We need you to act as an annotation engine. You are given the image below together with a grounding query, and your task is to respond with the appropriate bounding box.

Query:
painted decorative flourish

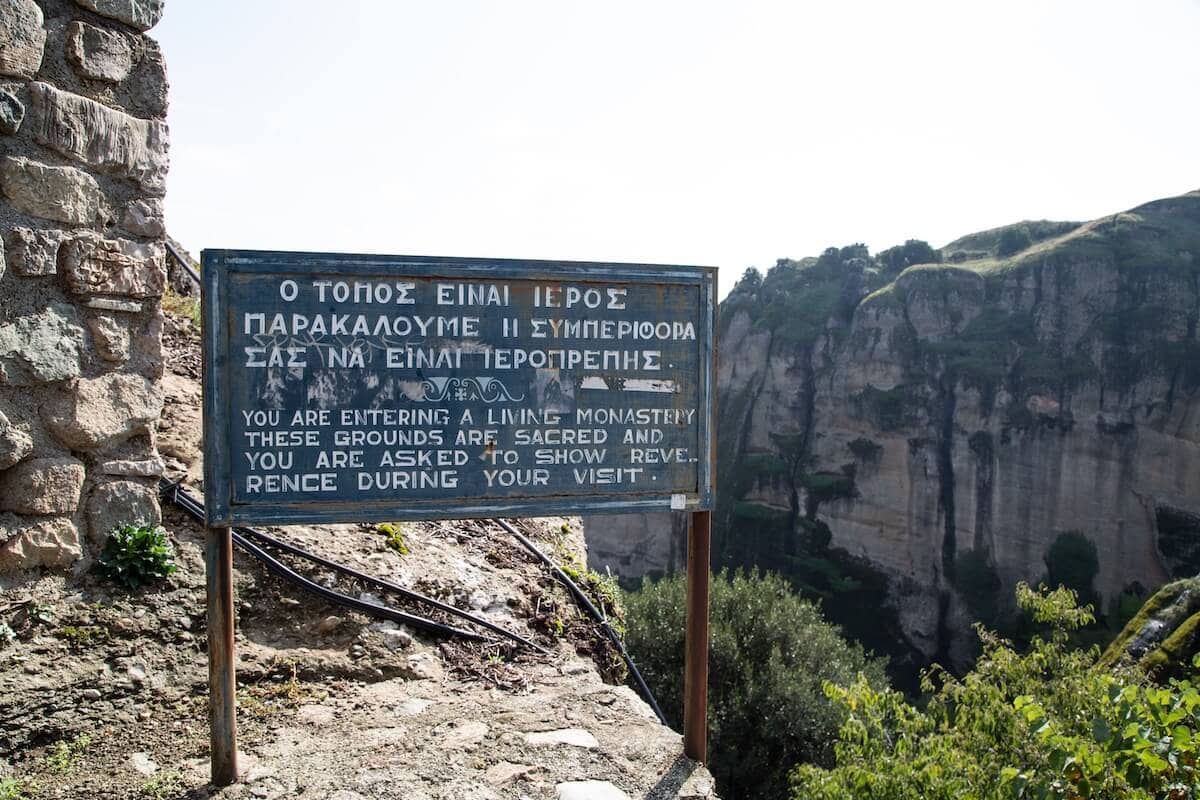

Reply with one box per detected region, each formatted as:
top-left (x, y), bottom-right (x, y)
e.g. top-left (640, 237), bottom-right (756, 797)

top-left (418, 377), bottom-right (525, 403)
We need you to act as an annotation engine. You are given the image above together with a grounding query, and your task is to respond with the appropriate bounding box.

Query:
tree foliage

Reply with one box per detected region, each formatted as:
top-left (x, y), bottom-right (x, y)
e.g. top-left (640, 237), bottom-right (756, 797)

top-left (623, 570), bottom-right (885, 800)
top-left (792, 583), bottom-right (1200, 800)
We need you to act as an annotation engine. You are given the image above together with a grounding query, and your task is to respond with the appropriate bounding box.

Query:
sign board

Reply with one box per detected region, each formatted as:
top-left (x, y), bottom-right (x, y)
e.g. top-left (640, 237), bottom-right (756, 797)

top-left (201, 250), bottom-right (717, 526)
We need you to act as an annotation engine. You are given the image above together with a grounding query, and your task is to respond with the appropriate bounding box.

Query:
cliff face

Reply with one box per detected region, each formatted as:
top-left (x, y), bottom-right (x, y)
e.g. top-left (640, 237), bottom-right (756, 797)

top-left (588, 191), bottom-right (1200, 671)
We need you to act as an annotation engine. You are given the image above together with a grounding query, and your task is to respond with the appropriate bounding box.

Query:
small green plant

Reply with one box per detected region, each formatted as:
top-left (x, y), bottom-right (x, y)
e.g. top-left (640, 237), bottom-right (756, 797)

top-left (56, 625), bottom-right (104, 650)
top-left (45, 733), bottom-right (92, 773)
top-left (0, 777), bottom-right (29, 800)
top-left (376, 522), bottom-right (409, 555)
top-left (0, 623), bottom-right (15, 648)
top-left (96, 523), bottom-right (178, 589)
top-left (141, 770), bottom-right (184, 800)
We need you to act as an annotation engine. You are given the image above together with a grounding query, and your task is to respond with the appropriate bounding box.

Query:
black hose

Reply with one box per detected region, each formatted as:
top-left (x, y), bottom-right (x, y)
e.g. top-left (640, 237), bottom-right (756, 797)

top-left (159, 479), bottom-right (487, 644)
top-left (160, 480), bottom-right (546, 653)
top-left (229, 529), bottom-right (485, 642)
top-left (238, 525), bottom-right (549, 654)
top-left (495, 518), bottom-right (667, 724)
top-left (164, 240), bottom-right (201, 286)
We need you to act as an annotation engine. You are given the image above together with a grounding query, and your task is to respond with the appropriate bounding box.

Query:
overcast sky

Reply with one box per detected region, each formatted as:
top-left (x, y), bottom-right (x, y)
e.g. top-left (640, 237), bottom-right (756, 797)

top-left (155, 1), bottom-right (1200, 298)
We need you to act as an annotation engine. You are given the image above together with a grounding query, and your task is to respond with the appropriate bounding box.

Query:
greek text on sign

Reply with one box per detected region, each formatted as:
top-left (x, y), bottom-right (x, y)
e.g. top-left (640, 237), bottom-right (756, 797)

top-left (201, 251), bottom-right (717, 526)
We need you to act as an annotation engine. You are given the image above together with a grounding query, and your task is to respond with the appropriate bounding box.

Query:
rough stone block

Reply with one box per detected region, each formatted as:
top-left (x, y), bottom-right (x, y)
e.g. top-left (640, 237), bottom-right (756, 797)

top-left (66, 21), bottom-right (135, 83)
top-left (6, 227), bottom-right (64, 276)
top-left (87, 480), bottom-right (161, 545)
top-left (0, 156), bottom-right (108, 225)
top-left (0, 89), bottom-right (25, 135)
top-left (0, 517), bottom-right (82, 572)
top-left (0, 411), bottom-right (34, 470)
top-left (85, 297), bottom-right (143, 313)
top-left (43, 372), bottom-right (163, 450)
top-left (0, 0), bottom-right (46, 79)
top-left (86, 313), bottom-right (130, 362)
top-left (60, 233), bottom-right (166, 298)
top-left (29, 82), bottom-right (169, 194)
top-left (74, 0), bottom-right (165, 32)
top-left (0, 457), bottom-right (86, 515)
top-left (120, 198), bottom-right (164, 238)
top-left (99, 456), bottom-right (163, 477)
top-left (0, 304), bottom-right (84, 385)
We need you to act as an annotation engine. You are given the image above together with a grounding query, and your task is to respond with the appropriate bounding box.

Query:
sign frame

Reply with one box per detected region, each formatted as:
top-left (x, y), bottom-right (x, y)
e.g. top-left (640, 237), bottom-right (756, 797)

top-left (201, 249), bottom-right (718, 527)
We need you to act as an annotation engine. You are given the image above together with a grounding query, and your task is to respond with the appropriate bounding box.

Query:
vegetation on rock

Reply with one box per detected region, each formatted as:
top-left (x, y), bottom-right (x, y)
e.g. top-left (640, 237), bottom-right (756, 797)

top-left (792, 583), bottom-right (1200, 800)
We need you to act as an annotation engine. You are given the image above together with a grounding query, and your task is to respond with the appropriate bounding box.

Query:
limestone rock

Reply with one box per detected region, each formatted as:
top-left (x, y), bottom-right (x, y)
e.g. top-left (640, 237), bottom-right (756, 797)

top-left (524, 728), bottom-right (599, 749)
top-left (0, 423), bottom-right (33, 471)
top-left (43, 372), bottom-right (163, 450)
top-left (6, 227), bottom-right (65, 276)
top-left (0, 304), bottom-right (84, 385)
top-left (28, 82), bottom-right (169, 194)
top-left (485, 762), bottom-right (539, 786)
top-left (87, 480), bottom-right (161, 545)
top-left (0, 88), bottom-right (25, 135)
top-left (85, 297), bottom-right (143, 313)
top-left (87, 313), bottom-right (130, 362)
top-left (99, 456), bottom-right (164, 477)
top-left (120, 198), bottom-right (164, 238)
top-left (0, 457), bottom-right (86, 515)
top-left (65, 21), bottom-right (135, 83)
top-left (74, 0), bottom-right (165, 32)
top-left (60, 233), bottom-right (166, 298)
top-left (0, 0), bottom-right (46, 79)
top-left (556, 782), bottom-right (632, 800)
top-left (0, 156), bottom-right (107, 225)
top-left (0, 517), bottom-right (82, 572)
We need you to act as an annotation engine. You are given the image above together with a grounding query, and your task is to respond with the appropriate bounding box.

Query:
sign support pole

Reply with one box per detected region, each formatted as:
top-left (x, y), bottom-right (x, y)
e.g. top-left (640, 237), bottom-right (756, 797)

top-left (206, 524), bottom-right (238, 785)
top-left (683, 509), bottom-right (711, 763)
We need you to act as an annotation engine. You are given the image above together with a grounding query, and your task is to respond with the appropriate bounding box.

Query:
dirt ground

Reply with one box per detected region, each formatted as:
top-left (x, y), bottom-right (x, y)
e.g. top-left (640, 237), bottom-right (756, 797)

top-left (0, 312), bottom-right (716, 800)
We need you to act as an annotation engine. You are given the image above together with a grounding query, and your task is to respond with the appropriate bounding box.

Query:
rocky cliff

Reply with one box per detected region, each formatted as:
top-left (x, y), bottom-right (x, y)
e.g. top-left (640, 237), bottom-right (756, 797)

top-left (588, 191), bottom-right (1200, 674)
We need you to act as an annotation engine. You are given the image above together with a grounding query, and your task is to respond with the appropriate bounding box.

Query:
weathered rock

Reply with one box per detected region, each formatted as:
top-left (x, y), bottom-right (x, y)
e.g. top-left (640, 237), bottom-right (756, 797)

top-left (87, 480), bottom-right (161, 545)
top-left (127, 751), bottom-right (158, 776)
top-left (85, 297), bottom-right (143, 313)
top-left (60, 233), bottom-right (166, 298)
top-left (524, 728), bottom-right (600, 749)
top-left (127, 38), bottom-right (167, 117)
top-left (99, 456), bottom-right (164, 477)
top-left (0, 457), bottom-right (86, 515)
top-left (0, 0), bottom-right (46, 79)
top-left (6, 227), bottom-right (64, 276)
top-left (74, 0), bottom-right (165, 32)
top-left (87, 313), bottom-right (130, 362)
top-left (0, 156), bottom-right (107, 225)
top-left (0, 304), bottom-right (84, 384)
top-left (556, 781), bottom-right (632, 800)
top-left (28, 82), bottom-right (169, 194)
top-left (43, 372), bottom-right (163, 450)
top-left (65, 21), bottom-right (135, 83)
top-left (0, 413), bottom-right (34, 470)
top-left (121, 198), bottom-right (164, 238)
top-left (485, 762), bottom-right (539, 786)
top-left (0, 89), bottom-right (25, 135)
top-left (0, 517), bottom-right (82, 572)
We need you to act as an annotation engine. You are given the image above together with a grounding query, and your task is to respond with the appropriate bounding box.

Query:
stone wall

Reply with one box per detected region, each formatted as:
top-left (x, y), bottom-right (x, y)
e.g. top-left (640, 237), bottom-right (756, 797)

top-left (0, 0), bottom-right (168, 575)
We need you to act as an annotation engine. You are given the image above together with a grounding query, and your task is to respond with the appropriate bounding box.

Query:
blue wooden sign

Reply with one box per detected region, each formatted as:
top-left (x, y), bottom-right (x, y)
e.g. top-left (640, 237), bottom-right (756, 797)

top-left (201, 250), bottom-right (717, 526)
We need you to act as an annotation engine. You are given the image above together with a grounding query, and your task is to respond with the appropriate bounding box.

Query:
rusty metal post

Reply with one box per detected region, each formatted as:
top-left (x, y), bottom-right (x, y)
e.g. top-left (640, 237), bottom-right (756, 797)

top-left (206, 524), bottom-right (238, 785)
top-left (683, 510), bottom-right (711, 762)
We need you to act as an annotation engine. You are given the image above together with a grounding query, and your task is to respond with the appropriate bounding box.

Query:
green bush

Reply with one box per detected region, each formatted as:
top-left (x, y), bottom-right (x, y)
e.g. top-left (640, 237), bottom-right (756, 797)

top-left (96, 523), bottom-right (178, 589)
top-left (624, 570), bottom-right (886, 800)
top-left (791, 583), bottom-right (1200, 800)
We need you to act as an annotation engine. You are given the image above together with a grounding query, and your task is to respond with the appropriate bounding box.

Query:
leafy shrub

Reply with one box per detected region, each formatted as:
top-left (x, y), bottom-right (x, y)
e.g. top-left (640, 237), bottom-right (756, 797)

top-left (792, 583), bottom-right (1200, 800)
top-left (997, 225), bottom-right (1034, 256)
top-left (624, 570), bottom-right (886, 800)
top-left (96, 523), bottom-right (178, 589)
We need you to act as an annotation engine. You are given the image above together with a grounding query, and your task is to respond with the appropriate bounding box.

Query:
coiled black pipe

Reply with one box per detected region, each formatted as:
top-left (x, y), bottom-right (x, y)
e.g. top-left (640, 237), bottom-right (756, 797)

top-left (495, 518), bottom-right (667, 724)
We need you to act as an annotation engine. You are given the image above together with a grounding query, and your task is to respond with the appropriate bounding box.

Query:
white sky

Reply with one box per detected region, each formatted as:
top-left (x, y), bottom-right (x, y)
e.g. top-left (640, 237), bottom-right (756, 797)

top-left (155, 1), bottom-right (1200, 298)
